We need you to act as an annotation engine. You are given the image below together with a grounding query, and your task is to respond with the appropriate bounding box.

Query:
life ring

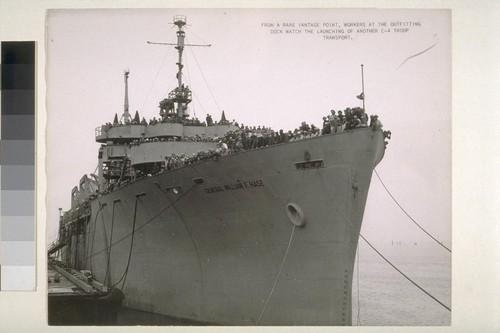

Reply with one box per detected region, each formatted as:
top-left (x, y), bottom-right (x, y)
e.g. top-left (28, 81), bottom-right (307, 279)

top-left (286, 203), bottom-right (306, 227)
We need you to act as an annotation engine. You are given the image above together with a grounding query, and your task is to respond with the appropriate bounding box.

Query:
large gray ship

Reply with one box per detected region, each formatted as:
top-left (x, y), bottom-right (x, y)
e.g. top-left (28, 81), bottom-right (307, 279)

top-left (49, 15), bottom-right (387, 325)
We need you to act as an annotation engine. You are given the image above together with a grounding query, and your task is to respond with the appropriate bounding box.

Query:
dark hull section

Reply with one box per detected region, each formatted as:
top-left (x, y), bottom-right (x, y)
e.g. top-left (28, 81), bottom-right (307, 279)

top-left (61, 129), bottom-right (385, 325)
top-left (48, 288), bottom-right (124, 325)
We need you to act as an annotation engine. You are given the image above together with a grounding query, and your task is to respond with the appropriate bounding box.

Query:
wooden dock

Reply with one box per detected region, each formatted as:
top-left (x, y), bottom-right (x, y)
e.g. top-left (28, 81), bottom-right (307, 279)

top-left (48, 264), bottom-right (123, 325)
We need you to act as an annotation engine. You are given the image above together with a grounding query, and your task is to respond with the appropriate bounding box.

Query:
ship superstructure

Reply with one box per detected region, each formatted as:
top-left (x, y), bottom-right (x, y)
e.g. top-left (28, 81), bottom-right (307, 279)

top-left (49, 15), bottom-right (387, 325)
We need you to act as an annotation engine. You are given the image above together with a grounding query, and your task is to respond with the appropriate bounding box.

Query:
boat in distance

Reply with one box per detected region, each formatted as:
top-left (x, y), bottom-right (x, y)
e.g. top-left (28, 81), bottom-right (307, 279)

top-left (49, 15), bottom-right (388, 325)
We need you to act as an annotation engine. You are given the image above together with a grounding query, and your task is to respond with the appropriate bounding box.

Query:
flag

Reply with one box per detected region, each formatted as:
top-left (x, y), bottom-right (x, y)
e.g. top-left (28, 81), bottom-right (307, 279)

top-left (356, 92), bottom-right (364, 100)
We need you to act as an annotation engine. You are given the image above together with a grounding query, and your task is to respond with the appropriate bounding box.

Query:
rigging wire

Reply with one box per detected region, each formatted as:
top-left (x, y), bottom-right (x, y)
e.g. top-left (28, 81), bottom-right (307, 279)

top-left (139, 46), bottom-right (172, 115)
top-left (48, 230), bottom-right (59, 243)
top-left (182, 36), bottom-right (211, 119)
top-left (190, 90), bottom-right (210, 118)
top-left (181, 49), bottom-right (209, 118)
top-left (188, 46), bottom-right (223, 114)
top-left (185, 26), bottom-right (211, 46)
top-left (316, 169), bottom-right (451, 312)
top-left (374, 169), bottom-right (451, 253)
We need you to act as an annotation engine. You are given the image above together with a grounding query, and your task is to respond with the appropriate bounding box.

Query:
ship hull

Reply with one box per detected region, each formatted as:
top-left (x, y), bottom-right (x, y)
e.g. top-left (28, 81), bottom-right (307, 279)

top-left (62, 129), bottom-right (385, 325)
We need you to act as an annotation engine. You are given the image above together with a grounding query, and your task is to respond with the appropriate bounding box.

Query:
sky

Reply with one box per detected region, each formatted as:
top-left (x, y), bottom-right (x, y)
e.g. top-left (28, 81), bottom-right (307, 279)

top-left (46, 9), bottom-right (451, 249)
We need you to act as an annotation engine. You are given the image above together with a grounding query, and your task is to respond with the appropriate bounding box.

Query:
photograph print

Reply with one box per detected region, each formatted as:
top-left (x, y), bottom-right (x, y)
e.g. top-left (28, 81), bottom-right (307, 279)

top-left (46, 8), bottom-right (451, 326)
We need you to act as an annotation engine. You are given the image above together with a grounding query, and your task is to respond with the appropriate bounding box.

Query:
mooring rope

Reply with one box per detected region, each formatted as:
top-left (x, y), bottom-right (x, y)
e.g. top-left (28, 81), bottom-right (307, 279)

top-left (357, 231), bottom-right (451, 311)
top-left (257, 224), bottom-right (296, 325)
top-left (87, 203), bottom-right (106, 271)
top-left (112, 194), bottom-right (142, 289)
top-left (316, 169), bottom-right (451, 312)
top-left (81, 186), bottom-right (194, 263)
top-left (103, 199), bottom-right (119, 285)
top-left (257, 169), bottom-right (307, 324)
top-left (356, 242), bottom-right (361, 325)
top-left (374, 169), bottom-right (451, 253)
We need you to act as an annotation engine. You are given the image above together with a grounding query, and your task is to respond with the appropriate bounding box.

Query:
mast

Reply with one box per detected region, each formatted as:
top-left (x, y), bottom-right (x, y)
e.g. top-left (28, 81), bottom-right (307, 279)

top-left (174, 16), bottom-right (188, 117)
top-left (361, 64), bottom-right (365, 111)
top-left (121, 69), bottom-right (132, 123)
top-left (148, 16), bottom-right (211, 119)
top-left (174, 16), bottom-right (185, 94)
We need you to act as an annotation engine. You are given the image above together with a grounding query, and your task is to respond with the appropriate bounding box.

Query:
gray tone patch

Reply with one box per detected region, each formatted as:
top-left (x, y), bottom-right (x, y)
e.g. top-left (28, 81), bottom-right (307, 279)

top-left (1, 216), bottom-right (34, 241)
top-left (1, 165), bottom-right (34, 190)
top-left (0, 140), bottom-right (34, 165)
top-left (0, 90), bottom-right (34, 115)
top-left (1, 115), bottom-right (34, 140)
top-left (1, 241), bottom-right (35, 266)
top-left (1, 190), bottom-right (34, 216)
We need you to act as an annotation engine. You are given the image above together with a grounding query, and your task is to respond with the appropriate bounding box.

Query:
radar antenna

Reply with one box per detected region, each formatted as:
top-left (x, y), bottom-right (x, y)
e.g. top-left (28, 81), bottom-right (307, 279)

top-left (147, 15), bottom-right (211, 118)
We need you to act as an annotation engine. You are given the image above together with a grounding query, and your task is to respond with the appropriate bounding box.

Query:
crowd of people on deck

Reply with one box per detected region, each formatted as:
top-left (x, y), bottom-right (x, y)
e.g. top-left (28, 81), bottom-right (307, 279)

top-left (101, 110), bottom-right (238, 131)
top-left (102, 106), bottom-right (387, 139)
top-left (100, 107), bottom-right (390, 194)
top-left (319, 106), bottom-right (385, 134)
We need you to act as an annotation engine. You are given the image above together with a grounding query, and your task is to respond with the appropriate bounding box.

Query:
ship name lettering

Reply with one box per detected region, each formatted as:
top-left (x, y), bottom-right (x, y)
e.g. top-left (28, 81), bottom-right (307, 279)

top-left (249, 180), bottom-right (264, 187)
top-left (224, 182), bottom-right (245, 191)
top-left (204, 186), bottom-right (225, 193)
top-left (204, 180), bottom-right (265, 194)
